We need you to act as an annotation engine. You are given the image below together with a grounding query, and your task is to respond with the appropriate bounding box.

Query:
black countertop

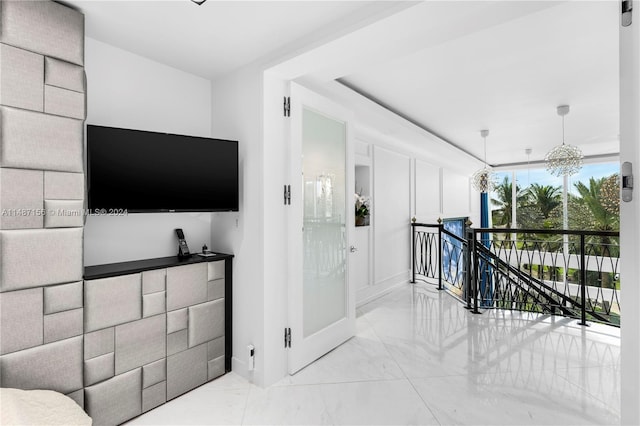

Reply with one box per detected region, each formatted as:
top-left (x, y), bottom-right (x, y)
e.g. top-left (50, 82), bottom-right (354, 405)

top-left (84, 252), bottom-right (234, 280)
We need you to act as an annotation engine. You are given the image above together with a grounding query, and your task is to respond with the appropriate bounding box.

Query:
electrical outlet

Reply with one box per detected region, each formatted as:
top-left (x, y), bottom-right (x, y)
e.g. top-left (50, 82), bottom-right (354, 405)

top-left (247, 344), bottom-right (255, 371)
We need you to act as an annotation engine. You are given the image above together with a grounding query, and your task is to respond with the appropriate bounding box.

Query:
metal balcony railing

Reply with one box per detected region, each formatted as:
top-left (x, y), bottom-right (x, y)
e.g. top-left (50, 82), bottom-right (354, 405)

top-left (411, 223), bottom-right (620, 326)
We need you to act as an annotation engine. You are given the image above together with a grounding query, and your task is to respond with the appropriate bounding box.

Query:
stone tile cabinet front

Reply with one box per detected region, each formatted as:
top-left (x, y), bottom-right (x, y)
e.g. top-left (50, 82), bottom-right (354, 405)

top-left (83, 257), bottom-right (230, 425)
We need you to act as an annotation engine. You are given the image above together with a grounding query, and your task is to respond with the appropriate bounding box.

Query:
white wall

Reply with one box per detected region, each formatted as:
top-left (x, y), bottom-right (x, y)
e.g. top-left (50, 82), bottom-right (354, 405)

top-left (83, 37), bottom-right (213, 265)
top-left (373, 146), bottom-right (412, 288)
top-left (261, 71), bottom-right (291, 386)
top-left (442, 168), bottom-right (472, 219)
top-left (415, 159), bottom-right (441, 221)
top-left (620, 7), bottom-right (640, 424)
top-left (209, 66), bottom-right (269, 385)
top-left (84, 38), bottom-right (211, 136)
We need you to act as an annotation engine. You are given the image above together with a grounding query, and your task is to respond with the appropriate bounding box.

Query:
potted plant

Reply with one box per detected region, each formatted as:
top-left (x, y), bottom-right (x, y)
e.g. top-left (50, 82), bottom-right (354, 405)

top-left (355, 193), bottom-right (370, 226)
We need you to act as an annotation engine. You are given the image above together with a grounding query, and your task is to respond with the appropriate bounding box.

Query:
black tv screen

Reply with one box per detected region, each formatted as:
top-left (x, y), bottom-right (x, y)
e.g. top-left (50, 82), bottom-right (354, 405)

top-left (87, 125), bottom-right (239, 213)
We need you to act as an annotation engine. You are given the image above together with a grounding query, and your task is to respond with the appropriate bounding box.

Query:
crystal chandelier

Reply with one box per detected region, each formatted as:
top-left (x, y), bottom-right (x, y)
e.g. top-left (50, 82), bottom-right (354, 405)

top-left (544, 105), bottom-right (583, 177)
top-left (472, 129), bottom-right (496, 193)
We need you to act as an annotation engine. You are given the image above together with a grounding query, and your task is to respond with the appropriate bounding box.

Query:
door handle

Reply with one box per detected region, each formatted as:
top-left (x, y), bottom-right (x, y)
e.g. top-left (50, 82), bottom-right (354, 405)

top-left (350, 246), bottom-right (358, 253)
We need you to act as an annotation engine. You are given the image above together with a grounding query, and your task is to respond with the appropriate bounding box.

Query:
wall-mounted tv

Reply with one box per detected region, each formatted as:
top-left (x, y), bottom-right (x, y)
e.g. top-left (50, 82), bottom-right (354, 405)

top-left (87, 125), bottom-right (239, 213)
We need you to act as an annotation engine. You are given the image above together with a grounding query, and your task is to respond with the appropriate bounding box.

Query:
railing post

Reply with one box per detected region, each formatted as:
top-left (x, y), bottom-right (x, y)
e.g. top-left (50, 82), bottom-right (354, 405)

top-left (438, 224), bottom-right (443, 291)
top-left (472, 230), bottom-right (480, 314)
top-left (411, 223), bottom-right (416, 284)
top-left (578, 233), bottom-right (589, 326)
top-left (464, 229), bottom-right (472, 310)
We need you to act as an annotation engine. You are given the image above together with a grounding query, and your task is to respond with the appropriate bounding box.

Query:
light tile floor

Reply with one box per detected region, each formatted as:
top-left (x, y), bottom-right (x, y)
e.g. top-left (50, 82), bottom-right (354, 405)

top-left (128, 283), bottom-right (620, 425)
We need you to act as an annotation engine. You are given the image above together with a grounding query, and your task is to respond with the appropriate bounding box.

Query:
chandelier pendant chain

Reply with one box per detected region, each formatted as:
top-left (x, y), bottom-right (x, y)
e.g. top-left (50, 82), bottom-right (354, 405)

top-left (544, 105), bottom-right (583, 177)
top-left (484, 134), bottom-right (488, 165)
top-left (472, 129), bottom-right (496, 193)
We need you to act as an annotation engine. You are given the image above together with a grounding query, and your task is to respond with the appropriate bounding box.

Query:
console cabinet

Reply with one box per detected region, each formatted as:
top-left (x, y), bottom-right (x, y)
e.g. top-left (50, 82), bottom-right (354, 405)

top-left (82, 254), bottom-right (232, 425)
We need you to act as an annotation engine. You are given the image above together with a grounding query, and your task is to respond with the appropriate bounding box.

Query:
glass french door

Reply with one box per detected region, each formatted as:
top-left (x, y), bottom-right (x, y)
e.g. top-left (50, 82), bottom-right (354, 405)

top-left (288, 83), bottom-right (355, 374)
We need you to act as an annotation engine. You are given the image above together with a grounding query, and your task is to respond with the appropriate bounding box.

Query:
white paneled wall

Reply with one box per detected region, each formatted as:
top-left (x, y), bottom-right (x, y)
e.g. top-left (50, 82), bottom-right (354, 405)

top-left (415, 159), bottom-right (441, 222)
top-left (442, 168), bottom-right (471, 218)
top-left (373, 147), bottom-right (412, 289)
top-left (355, 141), bottom-right (479, 306)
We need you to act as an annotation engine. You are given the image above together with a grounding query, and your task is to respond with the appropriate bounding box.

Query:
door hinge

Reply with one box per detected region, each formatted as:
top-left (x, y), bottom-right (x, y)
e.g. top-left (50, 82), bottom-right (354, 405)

top-left (283, 184), bottom-right (291, 205)
top-left (284, 327), bottom-right (291, 348)
top-left (622, 0), bottom-right (633, 26)
top-left (283, 96), bottom-right (291, 117)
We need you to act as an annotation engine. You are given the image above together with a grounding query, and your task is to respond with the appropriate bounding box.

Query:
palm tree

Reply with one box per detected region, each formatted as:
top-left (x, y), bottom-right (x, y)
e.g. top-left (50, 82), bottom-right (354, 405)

top-left (572, 177), bottom-right (619, 232)
top-left (600, 174), bottom-right (620, 216)
top-left (529, 184), bottom-right (562, 219)
top-left (570, 176), bottom-right (620, 288)
top-left (519, 183), bottom-right (563, 257)
top-left (491, 177), bottom-right (529, 228)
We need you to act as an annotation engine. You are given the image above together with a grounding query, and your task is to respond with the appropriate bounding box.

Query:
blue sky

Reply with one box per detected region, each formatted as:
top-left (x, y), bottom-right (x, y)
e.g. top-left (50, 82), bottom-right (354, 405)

top-left (495, 162), bottom-right (618, 196)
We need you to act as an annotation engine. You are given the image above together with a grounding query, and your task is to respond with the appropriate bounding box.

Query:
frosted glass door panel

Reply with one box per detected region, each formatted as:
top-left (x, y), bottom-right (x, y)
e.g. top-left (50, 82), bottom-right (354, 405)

top-left (302, 108), bottom-right (346, 338)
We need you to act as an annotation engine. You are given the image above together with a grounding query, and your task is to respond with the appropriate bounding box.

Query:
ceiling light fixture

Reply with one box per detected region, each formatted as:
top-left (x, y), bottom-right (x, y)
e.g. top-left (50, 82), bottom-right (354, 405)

top-left (472, 129), bottom-right (496, 193)
top-left (544, 105), bottom-right (583, 177)
top-left (191, 0), bottom-right (207, 5)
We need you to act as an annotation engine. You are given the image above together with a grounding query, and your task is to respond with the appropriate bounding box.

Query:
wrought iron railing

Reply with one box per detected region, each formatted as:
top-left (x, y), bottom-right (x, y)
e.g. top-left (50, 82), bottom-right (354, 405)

top-left (411, 223), bottom-right (620, 326)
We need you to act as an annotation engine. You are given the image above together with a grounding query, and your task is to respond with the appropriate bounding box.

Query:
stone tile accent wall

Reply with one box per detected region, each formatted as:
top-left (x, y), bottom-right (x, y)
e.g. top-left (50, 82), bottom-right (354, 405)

top-left (0, 0), bottom-right (86, 408)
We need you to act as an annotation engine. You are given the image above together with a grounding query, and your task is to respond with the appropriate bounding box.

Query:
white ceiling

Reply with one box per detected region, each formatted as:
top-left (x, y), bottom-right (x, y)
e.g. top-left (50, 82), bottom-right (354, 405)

top-left (64, 0), bottom-right (403, 79)
top-left (338, 1), bottom-right (620, 166)
top-left (64, 0), bottom-right (620, 166)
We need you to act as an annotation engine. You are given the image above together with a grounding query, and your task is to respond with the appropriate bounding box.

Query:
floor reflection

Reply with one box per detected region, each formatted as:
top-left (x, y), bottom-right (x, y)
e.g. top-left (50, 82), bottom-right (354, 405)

top-left (405, 284), bottom-right (620, 418)
top-left (130, 283), bottom-right (620, 425)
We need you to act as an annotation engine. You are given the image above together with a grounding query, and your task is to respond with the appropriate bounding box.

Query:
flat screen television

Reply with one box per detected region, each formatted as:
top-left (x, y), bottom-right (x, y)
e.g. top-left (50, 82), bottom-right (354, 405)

top-left (87, 125), bottom-right (239, 213)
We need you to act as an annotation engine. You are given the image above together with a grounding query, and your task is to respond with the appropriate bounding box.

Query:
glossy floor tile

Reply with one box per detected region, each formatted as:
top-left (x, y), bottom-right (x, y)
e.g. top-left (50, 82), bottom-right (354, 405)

top-left (243, 383), bottom-right (332, 425)
top-left (127, 283), bottom-right (620, 425)
top-left (275, 320), bottom-right (405, 386)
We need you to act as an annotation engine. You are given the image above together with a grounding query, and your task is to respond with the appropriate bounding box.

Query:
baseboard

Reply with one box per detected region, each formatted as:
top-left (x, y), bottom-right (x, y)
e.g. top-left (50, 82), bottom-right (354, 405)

top-left (231, 357), bottom-right (249, 378)
top-left (375, 270), bottom-right (410, 288)
top-left (231, 356), bottom-right (265, 387)
top-left (356, 270), bottom-right (410, 308)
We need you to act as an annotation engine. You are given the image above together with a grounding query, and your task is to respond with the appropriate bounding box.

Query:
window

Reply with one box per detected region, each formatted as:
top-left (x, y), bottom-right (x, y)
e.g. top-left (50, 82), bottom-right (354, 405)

top-left (488, 162), bottom-right (620, 325)
top-left (567, 162), bottom-right (620, 232)
top-left (490, 171), bottom-right (514, 228)
top-left (491, 162), bottom-right (620, 232)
